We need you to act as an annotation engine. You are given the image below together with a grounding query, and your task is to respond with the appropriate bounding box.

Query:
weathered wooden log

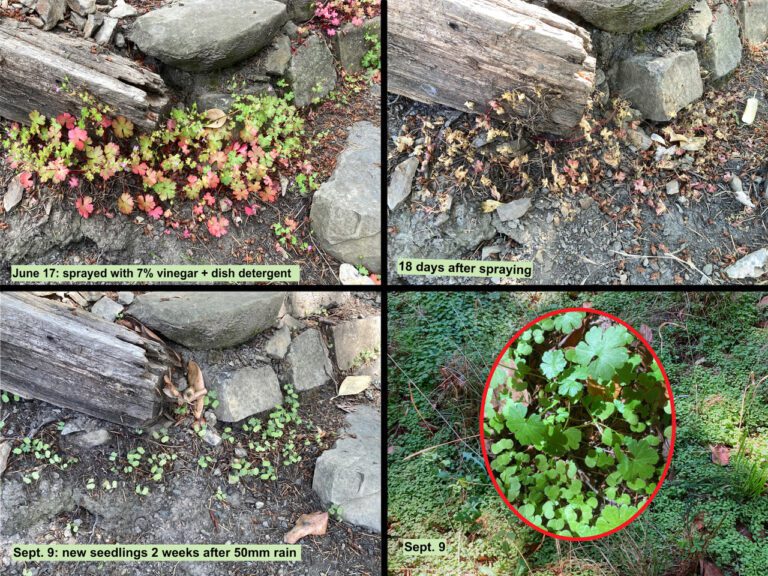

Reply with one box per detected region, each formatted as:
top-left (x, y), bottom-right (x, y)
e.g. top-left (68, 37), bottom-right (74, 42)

top-left (0, 292), bottom-right (169, 427)
top-left (0, 20), bottom-right (169, 131)
top-left (388, 0), bottom-right (597, 135)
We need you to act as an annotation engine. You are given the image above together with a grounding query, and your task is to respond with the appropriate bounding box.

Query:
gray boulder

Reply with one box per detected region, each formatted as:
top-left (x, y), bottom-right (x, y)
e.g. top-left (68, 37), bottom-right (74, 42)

top-left (332, 16), bottom-right (380, 74)
top-left (616, 51), bottom-right (703, 121)
top-left (313, 405), bottom-right (381, 532)
top-left (0, 474), bottom-right (77, 535)
top-left (332, 316), bottom-right (381, 371)
top-left (128, 292), bottom-right (285, 349)
top-left (287, 329), bottom-right (333, 391)
top-left (129, 0), bottom-right (288, 72)
top-left (310, 122), bottom-right (381, 272)
top-left (288, 292), bottom-right (351, 318)
top-left (287, 33), bottom-right (337, 106)
top-left (211, 366), bottom-right (284, 422)
top-left (702, 5), bottom-right (742, 79)
top-left (549, 0), bottom-right (692, 32)
top-left (737, 0), bottom-right (768, 44)
top-left (387, 194), bottom-right (496, 278)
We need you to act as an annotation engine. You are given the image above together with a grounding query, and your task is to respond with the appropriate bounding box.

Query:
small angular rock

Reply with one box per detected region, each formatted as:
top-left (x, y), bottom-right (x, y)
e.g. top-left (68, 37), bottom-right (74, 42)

top-left (212, 366), bottom-right (284, 422)
top-left (287, 329), bottom-right (332, 391)
top-left (94, 16), bottom-right (118, 45)
top-left (108, 0), bottom-right (137, 18)
top-left (725, 248), bottom-right (768, 279)
top-left (265, 325), bottom-right (291, 359)
top-left (388, 157), bottom-right (418, 211)
top-left (496, 198), bottom-right (532, 222)
top-left (91, 296), bottom-right (123, 321)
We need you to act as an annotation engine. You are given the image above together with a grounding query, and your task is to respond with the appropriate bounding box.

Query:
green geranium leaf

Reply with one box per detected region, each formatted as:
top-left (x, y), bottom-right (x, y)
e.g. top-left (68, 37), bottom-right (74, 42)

top-left (541, 349), bottom-right (567, 379)
top-left (566, 325), bottom-right (631, 381)
top-left (553, 312), bottom-right (585, 333)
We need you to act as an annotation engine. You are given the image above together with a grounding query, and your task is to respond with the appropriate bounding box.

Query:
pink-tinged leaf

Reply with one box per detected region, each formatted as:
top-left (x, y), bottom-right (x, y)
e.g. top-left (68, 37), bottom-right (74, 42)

top-left (183, 228), bottom-right (191, 239)
top-left (203, 192), bottom-right (216, 206)
top-left (75, 196), bottom-right (94, 219)
top-left (207, 215), bottom-right (229, 238)
top-left (148, 206), bottom-right (164, 220)
top-left (710, 444), bottom-right (730, 466)
top-left (132, 162), bottom-right (148, 176)
top-left (19, 172), bottom-right (34, 190)
top-left (193, 204), bottom-right (204, 216)
top-left (137, 194), bottom-right (156, 213)
top-left (68, 127), bottom-right (88, 151)
top-left (56, 113), bottom-right (76, 130)
top-left (68, 176), bottom-right (80, 188)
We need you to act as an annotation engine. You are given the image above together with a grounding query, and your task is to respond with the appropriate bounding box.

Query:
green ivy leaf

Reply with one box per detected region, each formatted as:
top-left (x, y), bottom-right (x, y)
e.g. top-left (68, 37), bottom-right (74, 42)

top-left (541, 349), bottom-right (567, 379)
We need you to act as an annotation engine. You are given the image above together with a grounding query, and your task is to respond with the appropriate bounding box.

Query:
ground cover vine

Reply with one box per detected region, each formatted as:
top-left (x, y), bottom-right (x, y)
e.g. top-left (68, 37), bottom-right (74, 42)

top-left (483, 310), bottom-right (673, 537)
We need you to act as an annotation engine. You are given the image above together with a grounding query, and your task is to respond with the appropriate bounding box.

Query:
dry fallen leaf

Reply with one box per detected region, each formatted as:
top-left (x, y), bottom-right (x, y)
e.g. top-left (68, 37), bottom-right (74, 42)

top-left (0, 442), bottom-right (11, 479)
top-left (338, 376), bottom-right (372, 396)
top-left (283, 512), bottom-right (329, 544)
top-left (710, 444), bottom-right (730, 466)
top-left (185, 361), bottom-right (207, 420)
top-left (3, 175), bottom-right (24, 213)
top-left (700, 559), bottom-right (724, 576)
top-left (204, 108), bottom-right (227, 130)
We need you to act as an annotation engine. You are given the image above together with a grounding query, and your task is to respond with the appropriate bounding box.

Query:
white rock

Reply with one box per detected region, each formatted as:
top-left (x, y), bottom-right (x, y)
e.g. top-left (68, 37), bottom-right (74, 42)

top-left (339, 263), bottom-right (375, 285)
top-left (496, 198), bottom-right (532, 222)
top-left (665, 180), bottom-right (680, 195)
top-left (725, 248), bottom-right (768, 279)
top-left (109, 0), bottom-right (137, 17)
top-left (387, 157), bottom-right (418, 211)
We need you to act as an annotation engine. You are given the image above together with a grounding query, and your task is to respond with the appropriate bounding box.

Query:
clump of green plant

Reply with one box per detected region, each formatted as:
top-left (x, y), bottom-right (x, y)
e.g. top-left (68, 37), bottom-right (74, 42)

top-left (2, 90), bottom-right (308, 240)
top-left (13, 436), bottom-right (78, 484)
top-left (361, 30), bottom-right (381, 70)
top-left (1, 390), bottom-right (20, 403)
top-left (272, 217), bottom-right (310, 252)
top-left (732, 434), bottom-right (768, 499)
top-left (328, 503), bottom-right (344, 521)
top-left (228, 385), bottom-right (303, 483)
top-left (484, 311), bottom-right (672, 537)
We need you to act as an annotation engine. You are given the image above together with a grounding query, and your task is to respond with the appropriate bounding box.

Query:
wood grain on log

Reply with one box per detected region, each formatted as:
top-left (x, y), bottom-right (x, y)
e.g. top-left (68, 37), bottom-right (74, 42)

top-left (0, 20), bottom-right (168, 131)
top-left (388, 0), bottom-right (596, 135)
top-left (0, 292), bottom-right (169, 427)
